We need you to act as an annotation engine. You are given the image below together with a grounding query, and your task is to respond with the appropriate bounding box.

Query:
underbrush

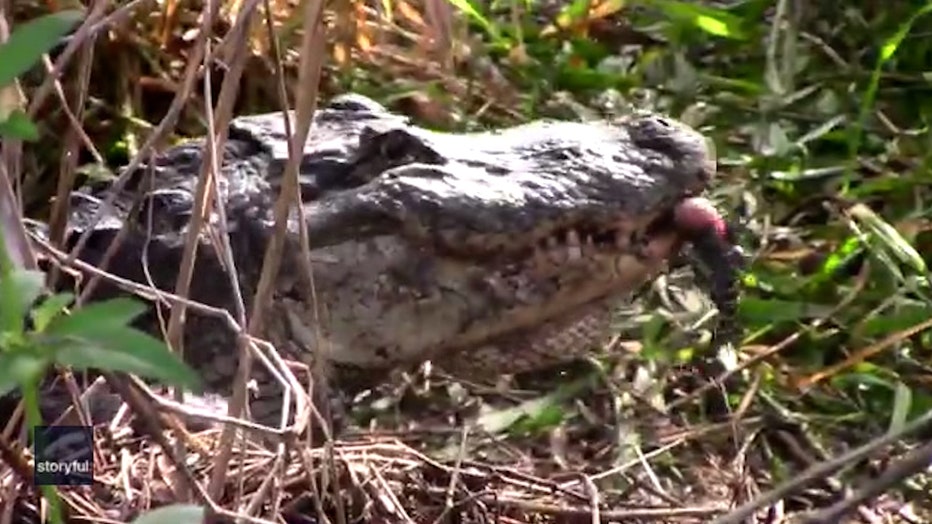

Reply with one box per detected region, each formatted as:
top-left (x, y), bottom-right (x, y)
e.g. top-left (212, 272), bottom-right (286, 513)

top-left (2, 1), bottom-right (932, 523)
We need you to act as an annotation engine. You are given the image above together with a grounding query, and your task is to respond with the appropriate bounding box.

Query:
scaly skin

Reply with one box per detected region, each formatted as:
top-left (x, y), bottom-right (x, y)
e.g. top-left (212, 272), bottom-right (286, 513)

top-left (23, 94), bottom-right (742, 426)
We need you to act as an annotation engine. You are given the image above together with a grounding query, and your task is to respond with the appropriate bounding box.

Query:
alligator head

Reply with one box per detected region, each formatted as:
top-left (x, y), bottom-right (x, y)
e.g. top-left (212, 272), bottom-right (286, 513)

top-left (39, 94), bottom-right (742, 425)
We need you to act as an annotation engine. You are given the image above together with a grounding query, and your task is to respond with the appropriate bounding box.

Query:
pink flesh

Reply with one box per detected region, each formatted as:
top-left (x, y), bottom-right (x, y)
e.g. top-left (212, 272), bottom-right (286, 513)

top-left (672, 197), bottom-right (728, 240)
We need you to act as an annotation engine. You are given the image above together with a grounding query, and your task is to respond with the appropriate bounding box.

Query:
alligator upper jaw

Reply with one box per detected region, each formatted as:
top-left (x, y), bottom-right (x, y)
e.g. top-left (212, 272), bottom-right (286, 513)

top-left (467, 194), bottom-right (688, 271)
top-left (296, 108), bottom-right (718, 257)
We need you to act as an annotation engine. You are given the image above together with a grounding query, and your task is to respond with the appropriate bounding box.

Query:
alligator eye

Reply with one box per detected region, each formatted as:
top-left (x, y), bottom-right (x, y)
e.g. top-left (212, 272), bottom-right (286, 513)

top-left (359, 126), bottom-right (379, 142)
top-left (379, 129), bottom-right (417, 160)
top-left (137, 189), bottom-right (193, 231)
top-left (357, 128), bottom-right (422, 163)
top-left (327, 93), bottom-right (386, 113)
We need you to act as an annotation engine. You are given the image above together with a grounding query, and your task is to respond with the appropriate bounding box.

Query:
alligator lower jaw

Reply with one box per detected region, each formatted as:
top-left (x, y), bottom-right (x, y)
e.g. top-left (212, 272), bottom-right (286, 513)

top-left (426, 238), bottom-right (684, 381)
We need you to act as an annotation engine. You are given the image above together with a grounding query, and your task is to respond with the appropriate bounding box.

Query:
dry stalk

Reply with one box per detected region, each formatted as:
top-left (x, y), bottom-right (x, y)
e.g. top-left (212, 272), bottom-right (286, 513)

top-left (45, 2), bottom-right (103, 306)
top-left (26, 2), bottom-right (118, 118)
top-left (199, 0), bottom-right (305, 511)
top-left (423, 0), bottom-right (454, 64)
top-left (432, 425), bottom-right (471, 524)
top-left (0, 154), bottom-right (36, 271)
top-left (161, 0), bottom-right (222, 406)
top-left (480, 495), bottom-right (725, 521)
top-left (88, 0), bottom-right (218, 505)
top-left (367, 459), bottom-right (415, 523)
top-left (798, 438), bottom-right (932, 523)
top-left (103, 372), bottom-right (226, 517)
top-left (59, 0), bottom-right (212, 283)
top-left (195, 0), bottom-right (258, 505)
top-left (712, 408), bottom-right (932, 524)
top-left (260, 3), bottom-right (343, 520)
top-left (0, 10), bottom-right (38, 272)
top-left (227, 1), bottom-right (335, 522)
top-left (46, 24), bottom-right (100, 248)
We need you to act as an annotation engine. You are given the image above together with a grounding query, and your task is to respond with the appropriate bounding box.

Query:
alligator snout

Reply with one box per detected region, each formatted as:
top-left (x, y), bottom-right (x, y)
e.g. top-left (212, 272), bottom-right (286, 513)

top-left (625, 113), bottom-right (717, 190)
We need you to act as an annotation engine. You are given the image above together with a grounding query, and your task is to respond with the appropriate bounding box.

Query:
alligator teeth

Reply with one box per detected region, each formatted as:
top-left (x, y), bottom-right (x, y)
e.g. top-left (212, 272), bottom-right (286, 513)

top-left (615, 230), bottom-right (630, 249)
top-left (565, 230), bottom-right (582, 260)
top-left (565, 230), bottom-right (581, 246)
top-left (538, 235), bottom-right (564, 264)
top-left (532, 245), bottom-right (560, 272)
top-left (584, 234), bottom-right (600, 256)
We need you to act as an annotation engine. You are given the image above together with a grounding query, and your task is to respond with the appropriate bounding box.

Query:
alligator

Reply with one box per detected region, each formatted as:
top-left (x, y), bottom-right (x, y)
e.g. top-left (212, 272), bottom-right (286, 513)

top-left (23, 93), bottom-right (744, 427)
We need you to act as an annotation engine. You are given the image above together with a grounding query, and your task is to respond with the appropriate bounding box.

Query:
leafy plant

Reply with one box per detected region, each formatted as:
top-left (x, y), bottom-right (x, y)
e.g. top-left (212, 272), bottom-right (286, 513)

top-left (0, 9), bottom-right (84, 140)
top-left (0, 9), bottom-right (203, 524)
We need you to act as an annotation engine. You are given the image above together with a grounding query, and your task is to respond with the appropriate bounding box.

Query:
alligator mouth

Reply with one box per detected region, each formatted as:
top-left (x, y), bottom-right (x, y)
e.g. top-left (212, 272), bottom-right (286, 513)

top-left (510, 195), bottom-right (743, 349)
top-left (516, 190), bottom-right (736, 265)
top-left (466, 200), bottom-right (686, 271)
top-left (527, 214), bottom-right (676, 262)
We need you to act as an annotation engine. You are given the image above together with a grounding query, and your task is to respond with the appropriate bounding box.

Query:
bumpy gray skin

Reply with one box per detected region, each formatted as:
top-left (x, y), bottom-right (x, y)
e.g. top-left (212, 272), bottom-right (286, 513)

top-left (37, 94), bottom-right (735, 426)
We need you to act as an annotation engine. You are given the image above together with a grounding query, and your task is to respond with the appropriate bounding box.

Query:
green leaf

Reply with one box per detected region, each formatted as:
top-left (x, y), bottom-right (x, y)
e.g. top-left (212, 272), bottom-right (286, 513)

top-left (446, 0), bottom-right (501, 43)
top-left (42, 329), bottom-right (202, 392)
top-left (477, 375), bottom-right (595, 434)
top-left (31, 292), bottom-right (74, 332)
top-left (555, 0), bottom-right (622, 28)
top-left (738, 297), bottom-right (829, 324)
top-left (0, 269), bottom-right (45, 335)
top-left (0, 10), bottom-right (85, 87)
top-left (844, 3), bottom-right (932, 189)
top-left (509, 403), bottom-right (565, 436)
top-left (849, 203), bottom-right (928, 275)
top-left (833, 371), bottom-right (895, 392)
top-left (653, 0), bottom-right (748, 40)
top-left (819, 236), bottom-right (861, 278)
top-left (44, 297), bottom-right (149, 337)
top-left (889, 382), bottom-right (912, 434)
top-left (130, 505), bottom-right (206, 524)
top-left (0, 350), bottom-right (49, 397)
top-left (858, 304), bottom-right (932, 338)
top-left (0, 110), bottom-right (40, 141)
top-left (40, 297), bottom-right (200, 390)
